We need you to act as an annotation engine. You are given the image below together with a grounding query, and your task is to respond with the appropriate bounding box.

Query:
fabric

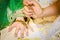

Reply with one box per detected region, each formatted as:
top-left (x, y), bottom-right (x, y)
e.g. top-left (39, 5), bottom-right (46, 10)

top-left (0, 0), bottom-right (9, 30)
top-left (0, 0), bottom-right (24, 30)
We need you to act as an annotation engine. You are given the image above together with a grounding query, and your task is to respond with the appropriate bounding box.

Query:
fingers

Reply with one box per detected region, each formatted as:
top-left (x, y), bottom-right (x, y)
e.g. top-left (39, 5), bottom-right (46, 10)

top-left (32, 0), bottom-right (40, 6)
top-left (25, 29), bottom-right (29, 36)
top-left (23, 10), bottom-right (31, 17)
top-left (15, 27), bottom-right (20, 37)
top-left (23, 0), bottom-right (29, 6)
top-left (32, 14), bottom-right (38, 18)
top-left (23, 7), bottom-right (34, 17)
top-left (23, 0), bottom-right (39, 6)
top-left (23, 0), bottom-right (42, 18)
top-left (24, 6), bottom-right (33, 12)
top-left (20, 29), bottom-right (24, 38)
top-left (23, 0), bottom-right (33, 6)
top-left (8, 23), bottom-right (16, 32)
top-left (15, 23), bottom-right (25, 38)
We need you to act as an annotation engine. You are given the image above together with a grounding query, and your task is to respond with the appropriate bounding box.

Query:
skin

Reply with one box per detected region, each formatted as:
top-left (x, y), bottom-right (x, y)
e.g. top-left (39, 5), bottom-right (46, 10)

top-left (8, 0), bottom-right (60, 39)
top-left (23, 0), bottom-right (60, 18)
top-left (8, 11), bottom-right (33, 39)
top-left (23, 0), bottom-right (42, 18)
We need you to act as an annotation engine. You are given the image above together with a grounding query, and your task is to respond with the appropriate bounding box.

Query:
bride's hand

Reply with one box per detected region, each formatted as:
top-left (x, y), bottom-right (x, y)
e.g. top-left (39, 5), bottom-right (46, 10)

top-left (8, 21), bottom-right (26, 38)
top-left (8, 18), bottom-right (33, 39)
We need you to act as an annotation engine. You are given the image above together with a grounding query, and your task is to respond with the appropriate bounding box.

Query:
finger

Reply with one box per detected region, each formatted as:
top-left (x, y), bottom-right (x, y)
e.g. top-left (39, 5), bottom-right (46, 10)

top-left (20, 29), bottom-right (24, 38)
top-left (32, 6), bottom-right (38, 13)
top-left (23, 7), bottom-right (34, 15)
top-left (23, 10), bottom-right (34, 17)
top-left (23, 0), bottom-right (29, 6)
top-left (24, 6), bottom-right (33, 12)
top-left (15, 27), bottom-right (20, 37)
top-left (31, 0), bottom-right (40, 6)
top-left (8, 23), bottom-right (16, 32)
top-left (19, 24), bottom-right (25, 38)
top-left (25, 29), bottom-right (29, 36)
top-left (31, 14), bottom-right (38, 18)
top-left (23, 0), bottom-right (32, 6)
top-left (23, 10), bottom-right (33, 17)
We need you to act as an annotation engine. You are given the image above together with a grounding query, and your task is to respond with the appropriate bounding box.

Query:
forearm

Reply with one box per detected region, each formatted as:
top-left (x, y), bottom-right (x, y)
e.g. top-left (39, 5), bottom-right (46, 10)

top-left (40, 2), bottom-right (59, 17)
top-left (56, 0), bottom-right (60, 12)
top-left (43, 5), bottom-right (58, 17)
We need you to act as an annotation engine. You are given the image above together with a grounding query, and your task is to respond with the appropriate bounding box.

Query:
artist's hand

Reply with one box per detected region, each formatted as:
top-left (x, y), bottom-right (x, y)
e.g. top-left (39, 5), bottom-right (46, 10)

top-left (23, 0), bottom-right (43, 18)
top-left (23, 6), bottom-right (34, 17)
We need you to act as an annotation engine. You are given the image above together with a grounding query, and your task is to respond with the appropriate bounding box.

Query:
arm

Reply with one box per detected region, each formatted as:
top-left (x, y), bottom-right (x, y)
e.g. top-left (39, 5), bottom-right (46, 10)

top-left (41, 0), bottom-right (60, 17)
top-left (23, 0), bottom-right (60, 18)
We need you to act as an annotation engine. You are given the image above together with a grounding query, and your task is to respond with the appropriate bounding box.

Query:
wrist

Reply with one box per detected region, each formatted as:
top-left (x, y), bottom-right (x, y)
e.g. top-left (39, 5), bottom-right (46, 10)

top-left (16, 17), bottom-right (24, 21)
top-left (15, 17), bottom-right (28, 28)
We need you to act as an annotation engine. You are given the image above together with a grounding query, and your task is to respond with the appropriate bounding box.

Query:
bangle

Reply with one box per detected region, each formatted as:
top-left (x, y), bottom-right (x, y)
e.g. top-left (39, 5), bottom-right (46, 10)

top-left (15, 20), bottom-right (28, 28)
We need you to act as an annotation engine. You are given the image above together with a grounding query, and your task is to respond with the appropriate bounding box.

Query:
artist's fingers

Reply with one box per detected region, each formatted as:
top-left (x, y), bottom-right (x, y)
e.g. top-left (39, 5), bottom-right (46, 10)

top-left (23, 9), bottom-right (33, 17)
top-left (23, 0), bottom-right (40, 6)
top-left (31, 14), bottom-right (38, 18)
top-left (23, 10), bottom-right (33, 17)
top-left (30, 0), bottom-right (40, 6)
top-left (23, 0), bottom-right (33, 6)
top-left (24, 6), bottom-right (33, 13)
top-left (23, 6), bottom-right (33, 15)
top-left (23, 0), bottom-right (29, 6)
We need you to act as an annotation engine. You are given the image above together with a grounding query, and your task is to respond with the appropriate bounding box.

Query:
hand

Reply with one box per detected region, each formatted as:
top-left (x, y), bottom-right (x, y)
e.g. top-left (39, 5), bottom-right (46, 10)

top-left (8, 21), bottom-right (33, 38)
top-left (23, 0), bottom-right (43, 18)
top-left (8, 22), bottom-right (25, 38)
